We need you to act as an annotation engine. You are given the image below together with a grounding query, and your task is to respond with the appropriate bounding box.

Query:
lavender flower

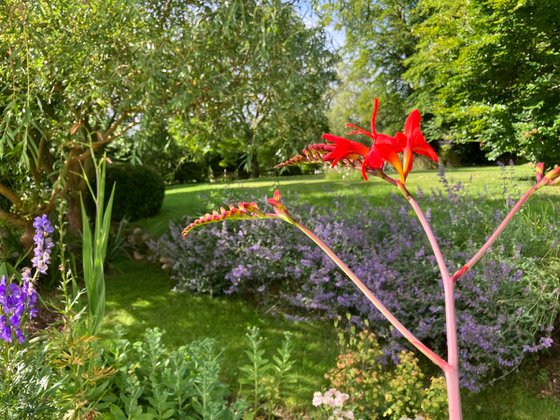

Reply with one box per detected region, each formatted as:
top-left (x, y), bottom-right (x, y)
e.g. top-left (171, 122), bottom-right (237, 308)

top-left (153, 187), bottom-right (560, 392)
top-left (31, 214), bottom-right (54, 275)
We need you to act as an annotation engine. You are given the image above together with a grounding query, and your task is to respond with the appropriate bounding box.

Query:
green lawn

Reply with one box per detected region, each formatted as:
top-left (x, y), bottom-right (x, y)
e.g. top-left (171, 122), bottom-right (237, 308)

top-left (103, 258), bottom-right (339, 408)
top-left (137, 164), bottom-right (560, 237)
top-left (105, 164), bottom-right (560, 417)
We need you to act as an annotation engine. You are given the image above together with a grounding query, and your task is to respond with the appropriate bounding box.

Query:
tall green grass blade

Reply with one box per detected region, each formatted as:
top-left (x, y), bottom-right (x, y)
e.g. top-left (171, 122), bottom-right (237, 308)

top-left (81, 153), bottom-right (115, 334)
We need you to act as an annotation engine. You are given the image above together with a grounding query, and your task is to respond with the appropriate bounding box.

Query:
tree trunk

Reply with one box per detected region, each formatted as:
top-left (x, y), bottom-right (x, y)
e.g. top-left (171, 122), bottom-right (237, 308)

top-left (250, 154), bottom-right (260, 178)
top-left (65, 155), bottom-right (93, 234)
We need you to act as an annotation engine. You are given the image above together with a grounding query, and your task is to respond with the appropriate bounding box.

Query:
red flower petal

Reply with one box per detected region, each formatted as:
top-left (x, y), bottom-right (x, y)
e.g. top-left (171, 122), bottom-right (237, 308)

top-left (413, 143), bottom-right (438, 162)
top-left (400, 109), bottom-right (439, 181)
top-left (376, 143), bottom-right (406, 183)
top-left (361, 146), bottom-right (385, 180)
top-left (322, 134), bottom-right (370, 167)
top-left (371, 98), bottom-right (379, 135)
top-left (404, 109), bottom-right (421, 138)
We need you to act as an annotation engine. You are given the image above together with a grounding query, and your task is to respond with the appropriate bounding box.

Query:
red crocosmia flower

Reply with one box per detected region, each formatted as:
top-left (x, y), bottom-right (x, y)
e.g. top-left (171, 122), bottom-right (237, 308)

top-left (322, 98), bottom-right (397, 180)
top-left (401, 109), bottom-right (438, 181)
top-left (322, 134), bottom-right (370, 167)
top-left (321, 98), bottom-right (438, 183)
top-left (344, 98), bottom-right (380, 141)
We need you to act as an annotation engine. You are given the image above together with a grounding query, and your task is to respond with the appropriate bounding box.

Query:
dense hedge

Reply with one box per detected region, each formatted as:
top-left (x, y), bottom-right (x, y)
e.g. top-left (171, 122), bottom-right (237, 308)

top-left (104, 163), bottom-right (165, 222)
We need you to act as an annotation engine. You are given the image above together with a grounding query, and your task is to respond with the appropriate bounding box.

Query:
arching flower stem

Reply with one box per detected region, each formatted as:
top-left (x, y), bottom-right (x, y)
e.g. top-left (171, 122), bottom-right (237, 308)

top-left (285, 212), bottom-right (448, 371)
top-left (451, 170), bottom-right (559, 282)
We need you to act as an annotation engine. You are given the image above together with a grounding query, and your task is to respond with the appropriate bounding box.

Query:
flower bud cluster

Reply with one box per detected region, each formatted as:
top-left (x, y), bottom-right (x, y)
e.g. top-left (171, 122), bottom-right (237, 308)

top-left (31, 214), bottom-right (55, 274)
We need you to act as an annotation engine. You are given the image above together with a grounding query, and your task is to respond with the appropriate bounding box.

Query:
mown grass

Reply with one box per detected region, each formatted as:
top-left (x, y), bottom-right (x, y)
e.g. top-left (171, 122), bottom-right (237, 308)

top-left (137, 163), bottom-right (560, 237)
top-left (105, 164), bottom-right (560, 417)
top-left (462, 370), bottom-right (560, 420)
top-left (103, 259), bottom-right (338, 407)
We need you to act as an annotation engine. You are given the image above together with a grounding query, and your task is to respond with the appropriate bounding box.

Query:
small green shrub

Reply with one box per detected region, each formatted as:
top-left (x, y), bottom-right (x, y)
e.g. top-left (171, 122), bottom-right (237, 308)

top-left (44, 309), bottom-right (117, 419)
top-left (103, 163), bottom-right (165, 222)
top-left (107, 328), bottom-right (244, 419)
top-left (322, 325), bottom-right (448, 419)
top-left (0, 346), bottom-right (58, 419)
top-left (238, 327), bottom-right (297, 417)
top-left (174, 160), bottom-right (208, 183)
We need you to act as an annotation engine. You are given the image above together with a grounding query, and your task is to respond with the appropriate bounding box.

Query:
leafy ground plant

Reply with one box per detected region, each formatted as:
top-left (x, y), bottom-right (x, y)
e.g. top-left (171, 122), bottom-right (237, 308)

top-left (107, 327), bottom-right (244, 419)
top-left (80, 152), bottom-right (115, 335)
top-left (318, 321), bottom-right (447, 419)
top-left (238, 326), bottom-right (297, 418)
top-left (182, 98), bottom-right (560, 419)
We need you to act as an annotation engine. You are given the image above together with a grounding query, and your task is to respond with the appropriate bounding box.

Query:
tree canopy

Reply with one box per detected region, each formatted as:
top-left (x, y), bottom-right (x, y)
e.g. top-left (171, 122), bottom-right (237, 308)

top-left (407, 0), bottom-right (560, 166)
top-left (0, 0), bottom-right (336, 234)
top-left (319, 0), bottom-right (560, 167)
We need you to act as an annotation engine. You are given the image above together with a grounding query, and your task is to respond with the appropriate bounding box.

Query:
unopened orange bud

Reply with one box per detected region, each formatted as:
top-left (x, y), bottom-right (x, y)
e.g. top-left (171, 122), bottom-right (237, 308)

top-left (536, 162), bottom-right (544, 182)
top-left (545, 166), bottom-right (560, 184)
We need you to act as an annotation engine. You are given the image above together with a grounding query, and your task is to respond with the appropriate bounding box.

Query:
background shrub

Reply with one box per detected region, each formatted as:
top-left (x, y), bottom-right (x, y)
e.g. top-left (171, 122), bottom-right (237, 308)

top-left (103, 163), bottom-right (165, 222)
top-left (174, 160), bottom-right (209, 183)
top-left (149, 173), bottom-right (560, 391)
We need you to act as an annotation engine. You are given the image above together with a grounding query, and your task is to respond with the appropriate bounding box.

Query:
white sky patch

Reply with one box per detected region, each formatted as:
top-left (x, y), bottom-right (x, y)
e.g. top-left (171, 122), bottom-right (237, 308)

top-left (294, 0), bottom-right (346, 50)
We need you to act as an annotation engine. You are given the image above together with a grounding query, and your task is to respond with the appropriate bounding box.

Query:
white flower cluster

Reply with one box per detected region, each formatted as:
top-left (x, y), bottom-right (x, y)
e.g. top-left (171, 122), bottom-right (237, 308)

top-left (312, 388), bottom-right (354, 419)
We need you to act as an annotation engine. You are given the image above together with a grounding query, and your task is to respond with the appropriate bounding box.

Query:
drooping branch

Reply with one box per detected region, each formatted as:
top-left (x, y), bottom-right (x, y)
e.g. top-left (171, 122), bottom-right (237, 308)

top-left (0, 208), bottom-right (27, 227)
top-left (0, 182), bottom-right (21, 207)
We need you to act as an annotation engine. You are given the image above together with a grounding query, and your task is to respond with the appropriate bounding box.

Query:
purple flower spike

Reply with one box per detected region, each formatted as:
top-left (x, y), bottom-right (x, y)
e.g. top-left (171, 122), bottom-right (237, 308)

top-left (15, 328), bottom-right (25, 344)
top-left (0, 276), bottom-right (6, 306)
top-left (0, 270), bottom-right (40, 344)
top-left (32, 214), bottom-right (54, 234)
top-left (1, 329), bottom-right (12, 343)
top-left (31, 214), bottom-right (54, 275)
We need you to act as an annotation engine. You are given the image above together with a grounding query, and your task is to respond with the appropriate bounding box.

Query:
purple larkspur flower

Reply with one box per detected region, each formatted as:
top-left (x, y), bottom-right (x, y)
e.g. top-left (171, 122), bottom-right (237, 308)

top-left (0, 273), bottom-right (39, 344)
top-left (31, 214), bottom-right (54, 275)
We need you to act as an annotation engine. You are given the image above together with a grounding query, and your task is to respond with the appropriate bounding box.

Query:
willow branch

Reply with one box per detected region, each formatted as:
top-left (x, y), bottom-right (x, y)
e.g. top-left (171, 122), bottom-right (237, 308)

top-left (0, 182), bottom-right (21, 207)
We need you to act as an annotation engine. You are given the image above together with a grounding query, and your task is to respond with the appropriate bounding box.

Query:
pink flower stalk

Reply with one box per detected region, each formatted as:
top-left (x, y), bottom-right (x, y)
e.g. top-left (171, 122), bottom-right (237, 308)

top-left (184, 98), bottom-right (560, 420)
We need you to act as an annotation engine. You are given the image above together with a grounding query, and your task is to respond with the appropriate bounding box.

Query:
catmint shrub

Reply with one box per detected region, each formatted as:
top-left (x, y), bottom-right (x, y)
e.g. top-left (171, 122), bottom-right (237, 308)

top-left (150, 187), bottom-right (560, 391)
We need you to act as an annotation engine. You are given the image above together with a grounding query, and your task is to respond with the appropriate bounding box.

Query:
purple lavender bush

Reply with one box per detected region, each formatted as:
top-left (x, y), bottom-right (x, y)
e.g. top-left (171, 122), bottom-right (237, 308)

top-left (149, 181), bottom-right (560, 391)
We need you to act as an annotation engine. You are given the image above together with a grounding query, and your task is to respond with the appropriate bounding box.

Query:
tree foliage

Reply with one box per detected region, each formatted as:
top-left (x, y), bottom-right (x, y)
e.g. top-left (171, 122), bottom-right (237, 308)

top-left (0, 0), bottom-right (336, 235)
top-left (165, 0), bottom-right (337, 178)
top-left (320, 0), bottom-right (560, 166)
top-left (318, 0), bottom-right (419, 135)
top-left (407, 0), bottom-right (560, 166)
